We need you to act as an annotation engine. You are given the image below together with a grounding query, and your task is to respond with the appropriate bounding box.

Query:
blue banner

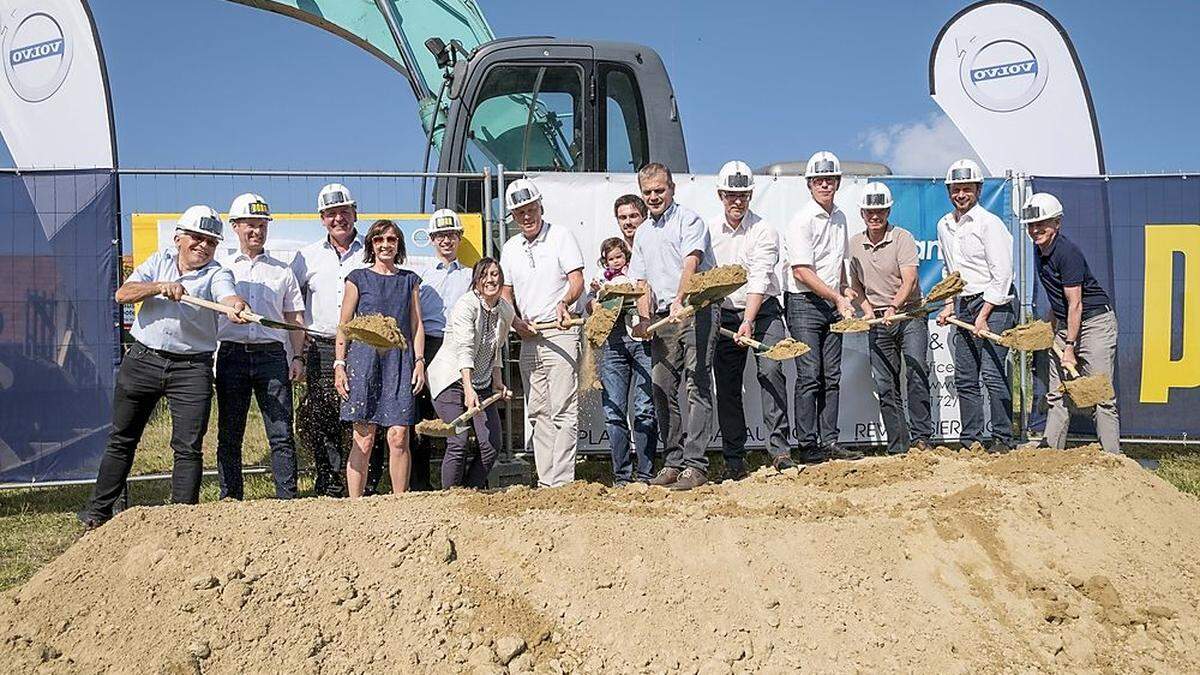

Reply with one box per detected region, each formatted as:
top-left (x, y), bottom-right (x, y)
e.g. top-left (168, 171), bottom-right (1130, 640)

top-left (1031, 175), bottom-right (1200, 437)
top-left (0, 170), bottom-right (119, 483)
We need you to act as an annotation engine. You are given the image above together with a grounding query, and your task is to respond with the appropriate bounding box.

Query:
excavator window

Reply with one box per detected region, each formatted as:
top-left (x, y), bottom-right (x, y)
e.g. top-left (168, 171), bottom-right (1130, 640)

top-left (461, 64), bottom-right (585, 173)
top-left (600, 66), bottom-right (647, 173)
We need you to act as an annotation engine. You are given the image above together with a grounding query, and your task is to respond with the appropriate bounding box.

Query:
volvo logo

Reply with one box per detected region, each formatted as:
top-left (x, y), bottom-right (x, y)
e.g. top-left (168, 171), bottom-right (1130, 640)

top-left (3, 8), bottom-right (73, 103)
top-left (959, 38), bottom-right (1047, 113)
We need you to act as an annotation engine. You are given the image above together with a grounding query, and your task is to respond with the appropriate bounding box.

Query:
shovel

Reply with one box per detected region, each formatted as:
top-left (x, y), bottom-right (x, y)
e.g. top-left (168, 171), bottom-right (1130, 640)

top-left (831, 307), bottom-right (930, 334)
top-left (415, 388), bottom-right (512, 437)
top-left (644, 265), bottom-right (748, 335)
top-left (944, 316), bottom-right (1054, 352)
top-left (584, 295), bottom-right (626, 346)
top-left (527, 316), bottom-right (586, 331)
top-left (1052, 344), bottom-right (1114, 408)
top-left (718, 328), bottom-right (811, 361)
top-left (179, 295), bottom-right (333, 340)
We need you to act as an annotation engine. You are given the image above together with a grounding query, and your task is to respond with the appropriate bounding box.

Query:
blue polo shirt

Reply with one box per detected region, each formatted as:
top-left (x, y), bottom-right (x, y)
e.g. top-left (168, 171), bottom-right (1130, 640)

top-left (1034, 232), bottom-right (1111, 322)
top-left (129, 248), bottom-right (238, 354)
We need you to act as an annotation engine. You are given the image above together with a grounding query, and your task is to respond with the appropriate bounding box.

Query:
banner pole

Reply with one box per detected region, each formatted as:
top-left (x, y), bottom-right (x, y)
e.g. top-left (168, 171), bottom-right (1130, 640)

top-left (1014, 171), bottom-right (1029, 444)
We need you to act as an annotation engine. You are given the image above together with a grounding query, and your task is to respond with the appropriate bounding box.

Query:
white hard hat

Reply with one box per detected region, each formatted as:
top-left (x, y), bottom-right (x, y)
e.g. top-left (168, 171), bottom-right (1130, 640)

top-left (228, 193), bottom-right (271, 221)
top-left (859, 182), bottom-right (893, 210)
top-left (717, 160), bottom-right (754, 192)
top-left (1019, 193), bottom-right (1064, 224)
top-left (945, 159), bottom-right (984, 185)
top-left (505, 178), bottom-right (542, 210)
top-left (805, 151), bottom-right (842, 178)
top-left (428, 208), bottom-right (464, 233)
top-left (176, 205), bottom-right (224, 241)
top-left (317, 183), bottom-right (355, 211)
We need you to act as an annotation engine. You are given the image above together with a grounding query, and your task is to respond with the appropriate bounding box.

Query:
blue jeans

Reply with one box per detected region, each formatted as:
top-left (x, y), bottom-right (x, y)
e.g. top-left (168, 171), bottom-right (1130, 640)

top-left (216, 343), bottom-right (298, 499)
top-left (869, 318), bottom-right (933, 454)
top-left (785, 292), bottom-right (843, 449)
top-left (951, 294), bottom-right (1016, 446)
top-left (599, 324), bottom-right (657, 483)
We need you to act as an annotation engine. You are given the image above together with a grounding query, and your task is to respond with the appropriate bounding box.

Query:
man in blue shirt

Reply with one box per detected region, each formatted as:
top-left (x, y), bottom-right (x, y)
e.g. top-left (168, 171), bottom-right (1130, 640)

top-left (409, 209), bottom-right (472, 490)
top-left (1022, 193), bottom-right (1120, 453)
top-left (630, 163), bottom-right (717, 491)
top-left (79, 206), bottom-right (249, 527)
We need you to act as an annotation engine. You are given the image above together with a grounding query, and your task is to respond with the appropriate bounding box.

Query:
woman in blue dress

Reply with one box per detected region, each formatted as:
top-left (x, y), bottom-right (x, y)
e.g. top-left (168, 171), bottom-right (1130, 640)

top-left (334, 219), bottom-right (426, 497)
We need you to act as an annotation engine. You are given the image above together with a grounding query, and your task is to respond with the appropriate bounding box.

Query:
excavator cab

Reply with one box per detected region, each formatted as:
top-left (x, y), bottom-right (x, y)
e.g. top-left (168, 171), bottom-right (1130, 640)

top-left (434, 37), bottom-right (688, 215)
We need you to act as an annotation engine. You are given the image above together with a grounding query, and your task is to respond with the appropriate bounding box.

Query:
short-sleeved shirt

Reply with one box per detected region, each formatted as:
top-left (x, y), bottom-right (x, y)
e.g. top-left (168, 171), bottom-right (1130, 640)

top-left (411, 259), bottom-right (472, 338)
top-left (128, 247), bottom-right (238, 354)
top-left (847, 225), bottom-right (921, 309)
top-left (628, 202), bottom-right (715, 313)
top-left (1034, 232), bottom-right (1111, 322)
top-left (290, 233), bottom-right (369, 334)
top-left (500, 221), bottom-right (585, 323)
top-left (784, 201), bottom-right (849, 294)
top-left (217, 251), bottom-right (304, 345)
top-left (708, 210), bottom-right (781, 310)
top-left (936, 203), bottom-right (1014, 305)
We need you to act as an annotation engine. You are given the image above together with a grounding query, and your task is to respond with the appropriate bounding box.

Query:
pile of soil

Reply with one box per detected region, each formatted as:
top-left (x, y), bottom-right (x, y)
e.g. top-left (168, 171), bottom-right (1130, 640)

top-left (341, 314), bottom-right (407, 351)
top-left (3, 447), bottom-right (1200, 673)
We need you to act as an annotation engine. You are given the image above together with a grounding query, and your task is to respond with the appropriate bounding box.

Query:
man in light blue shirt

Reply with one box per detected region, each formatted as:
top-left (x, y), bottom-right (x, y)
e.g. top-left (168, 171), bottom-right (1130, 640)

top-left (629, 163), bottom-right (717, 491)
top-left (80, 206), bottom-right (249, 527)
top-left (409, 209), bottom-right (473, 490)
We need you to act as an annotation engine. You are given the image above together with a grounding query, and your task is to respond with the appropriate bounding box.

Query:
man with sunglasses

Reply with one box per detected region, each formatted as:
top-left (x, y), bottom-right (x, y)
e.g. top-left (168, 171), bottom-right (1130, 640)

top-left (935, 159), bottom-right (1016, 454)
top-left (784, 151), bottom-right (861, 463)
top-left (409, 209), bottom-right (473, 489)
top-left (708, 161), bottom-right (793, 479)
top-left (79, 206), bottom-right (250, 527)
top-left (290, 183), bottom-right (369, 496)
top-left (500, 179), bottom-right (586, 487)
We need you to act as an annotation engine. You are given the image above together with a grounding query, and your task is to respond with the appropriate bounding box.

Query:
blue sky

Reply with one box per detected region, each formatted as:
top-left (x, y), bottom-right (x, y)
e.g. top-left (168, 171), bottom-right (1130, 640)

top-left (11, 0), bottom-right (1200, 176)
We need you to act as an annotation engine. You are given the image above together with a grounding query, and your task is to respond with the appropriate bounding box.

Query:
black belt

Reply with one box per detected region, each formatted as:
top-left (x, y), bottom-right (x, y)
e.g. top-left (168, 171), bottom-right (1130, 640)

top-left (220, 341), bottom-right (285, 353)
top-left (958, 292), bottom-right (982, 302)
top-left (134, 341), bottom-right (212, 363)
top-left (1082, 304), bottom-right (1113, 321)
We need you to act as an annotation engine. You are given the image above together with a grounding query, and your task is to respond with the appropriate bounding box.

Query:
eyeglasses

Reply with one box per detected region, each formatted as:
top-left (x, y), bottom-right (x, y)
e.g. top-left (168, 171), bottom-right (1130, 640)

top-left (809, 176), bottom-right (838, 186)
top-left (372, 235), bottom-right (399, 243)
top-left (720, 192), bottom-right (750, 203)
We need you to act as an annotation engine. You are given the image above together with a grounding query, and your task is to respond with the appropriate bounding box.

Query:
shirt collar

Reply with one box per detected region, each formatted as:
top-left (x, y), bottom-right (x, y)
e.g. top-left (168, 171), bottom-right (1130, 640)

top-left (436, 258), bottom-right (462, 271)
top-left (1042, 231), bottom-right (1062, 258)
top-left (165, 246), bottom-right (217, 273)
top-left (652, 202), bottom-right (678, 226)
top-left (323, 230), bottom-right (362, 251)
top-left (861, 225), bottom-right (896, 250)
top-left (522, 222), bottom-right (550, 247)
top-left (722, 210), bottom-right (759, 234)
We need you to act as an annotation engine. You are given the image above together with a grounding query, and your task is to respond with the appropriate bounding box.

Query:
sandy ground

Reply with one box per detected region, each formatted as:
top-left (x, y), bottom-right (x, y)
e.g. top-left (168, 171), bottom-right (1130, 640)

top-left (2, 446), bottom-right (1199, 674)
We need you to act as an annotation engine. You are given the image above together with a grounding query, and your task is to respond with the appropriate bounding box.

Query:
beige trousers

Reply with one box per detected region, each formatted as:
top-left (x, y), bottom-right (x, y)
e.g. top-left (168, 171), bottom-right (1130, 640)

top-left (519, 327), bottom-right (580, 486)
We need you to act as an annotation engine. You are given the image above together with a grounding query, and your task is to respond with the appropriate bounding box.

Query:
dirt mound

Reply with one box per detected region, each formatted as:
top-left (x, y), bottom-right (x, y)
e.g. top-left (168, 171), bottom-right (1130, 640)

top-left (3, 448), bottom-right (1200, 673)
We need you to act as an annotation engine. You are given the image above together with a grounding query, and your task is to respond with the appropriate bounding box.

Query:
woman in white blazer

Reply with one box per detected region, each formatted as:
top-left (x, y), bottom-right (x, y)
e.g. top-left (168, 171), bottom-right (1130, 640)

top-left (427, 257), bottom-right (515, 488)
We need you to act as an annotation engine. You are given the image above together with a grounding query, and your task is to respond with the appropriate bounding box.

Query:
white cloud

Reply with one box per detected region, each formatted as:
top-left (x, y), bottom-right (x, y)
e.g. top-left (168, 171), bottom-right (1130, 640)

top-left (857, 113), bottom-right (985, 177)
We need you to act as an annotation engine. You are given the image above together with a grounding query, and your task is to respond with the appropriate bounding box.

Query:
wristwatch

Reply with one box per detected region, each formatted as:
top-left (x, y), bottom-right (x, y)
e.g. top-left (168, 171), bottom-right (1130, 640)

top-left (1064, 339), bottom-right (1077, 347)
top-left (333, 359), bottom-right (347, 368)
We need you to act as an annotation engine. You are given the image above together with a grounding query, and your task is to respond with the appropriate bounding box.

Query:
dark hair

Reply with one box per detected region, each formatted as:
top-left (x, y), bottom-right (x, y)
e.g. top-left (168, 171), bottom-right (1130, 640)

top-left (613, 194), bottom-right (647, 218)
top-left (363, 219), bottom-right (406, 264)
top-left (471, 256), bottom-right (504, 290)
top-left (637, 162), bottom-right (673, 186)
top-left (598, 237), bottom-right (631, 269)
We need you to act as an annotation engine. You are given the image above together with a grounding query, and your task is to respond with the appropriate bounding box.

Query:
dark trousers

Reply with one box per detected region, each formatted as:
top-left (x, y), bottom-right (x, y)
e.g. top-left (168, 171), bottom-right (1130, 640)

top-left (649, 305), bottom-right (716, 473)
top-left (869, 318), bottom-right (933, 454)
top-left (952, 294), bottom-right (1016, 446)
top-left (215, 342), bottom-right (298, 499)
top-left (433, 383), bottom-right (501, 489)
top-left (714, 299), bottom-right (791, 472)
top-left (785, 292), bottom-right (843, 449)
top-left (82, 343), bottom-right (213, 523)
top-left (408, 335), bottom-right (442, 490)
top-left (301, 341), bottom-right (346, 496)
top-left (598, 324), bottom-right (657, 483)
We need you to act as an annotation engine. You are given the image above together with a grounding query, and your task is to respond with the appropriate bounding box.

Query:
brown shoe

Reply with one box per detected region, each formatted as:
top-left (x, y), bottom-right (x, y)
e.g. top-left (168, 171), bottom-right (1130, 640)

top-left (669, 467), bottom-right (708, 491)
top-left (649, 467), bottom-right (681, 486)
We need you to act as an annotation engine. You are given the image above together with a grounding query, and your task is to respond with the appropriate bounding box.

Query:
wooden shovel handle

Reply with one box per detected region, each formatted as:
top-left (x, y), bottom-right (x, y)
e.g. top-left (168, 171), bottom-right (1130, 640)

top-left (528, 317), bottom-right (586, 331)
top-left (866, 311), bottom-right (920, 326)
top-left (718, 327), bottom-right (766, 350)
top-left (944, 316), bottom-right (1003, 342)
top-left (645, 305), bottom-right (697, 334)
top-left (179, 295), bottom-right (263, 323)
top-left (451, 388), bottom-right (512, 426)
top-left (1050, 344), bottom-right (1082, 379)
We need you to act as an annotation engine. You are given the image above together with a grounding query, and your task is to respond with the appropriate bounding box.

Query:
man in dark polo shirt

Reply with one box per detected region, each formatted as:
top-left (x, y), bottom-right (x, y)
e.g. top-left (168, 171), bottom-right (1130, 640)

top-left (1021, 193), bottom-right (1120, 453)
top-left (847, 183), bottom-right (933, 455)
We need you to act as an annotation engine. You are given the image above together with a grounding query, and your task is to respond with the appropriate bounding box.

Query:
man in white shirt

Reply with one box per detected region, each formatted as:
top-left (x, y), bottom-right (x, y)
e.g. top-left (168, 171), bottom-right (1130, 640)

top-left (935, 159), bottom-right (1017, 453)
top-left (629, 163), bottom-right (717, 491)
top-left (708, 161), bottom-right (794, 478)
top-left (290, 183), bottom-right (368, 496)
top-left (784, 152), bottom-right (861, 463)
top-left (500, 179), bottom-right (585, 487)
top-left (216, 193), bottom-right (305, 499)
top-left (409, 209), bottom-right (473, 490)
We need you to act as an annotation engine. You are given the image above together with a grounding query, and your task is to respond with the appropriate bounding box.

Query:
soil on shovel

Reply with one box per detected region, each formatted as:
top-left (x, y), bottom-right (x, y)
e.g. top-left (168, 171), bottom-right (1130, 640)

top-left (925, 271), bottom-right (965, 303)
top-left (998, 320), bottom-right (1053, 351)
top-left (1063, 373), bottom-right (1116, 408)
top-left (597, 283), bottom-right (644, 300)
top-left (4, 446), bottom-right (1199, 673)
top-left (762, 337), bottom-right (811, 360)
top-left (583, 301), bottom-right (622, 347)
top-left (830, 316), bottom-right (871, 333)
top-left (684, 264), bottom-right (747, 298)
top-left (341, 314), bottom-right (408, 351)
top-left (415, 418), bottom-right (457, 437)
